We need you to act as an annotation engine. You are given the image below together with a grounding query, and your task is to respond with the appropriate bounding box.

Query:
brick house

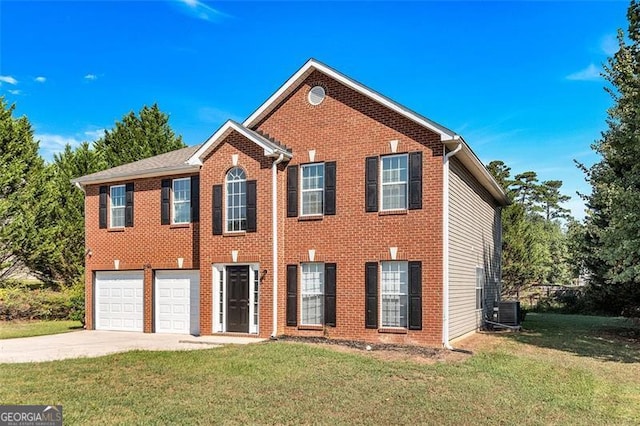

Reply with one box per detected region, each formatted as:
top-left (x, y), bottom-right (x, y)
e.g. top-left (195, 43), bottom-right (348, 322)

top-left (72, 59), bottom-right (508, 347)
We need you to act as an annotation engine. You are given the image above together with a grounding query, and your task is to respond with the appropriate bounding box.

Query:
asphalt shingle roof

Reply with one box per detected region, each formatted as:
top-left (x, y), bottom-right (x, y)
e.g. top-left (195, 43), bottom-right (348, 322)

top-left (72, 144), bottom-right (202, 185)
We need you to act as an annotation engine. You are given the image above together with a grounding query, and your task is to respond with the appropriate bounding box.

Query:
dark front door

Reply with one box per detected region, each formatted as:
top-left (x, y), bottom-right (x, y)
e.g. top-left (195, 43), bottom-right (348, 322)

top-left (226, 266), bottom-right (250, 333)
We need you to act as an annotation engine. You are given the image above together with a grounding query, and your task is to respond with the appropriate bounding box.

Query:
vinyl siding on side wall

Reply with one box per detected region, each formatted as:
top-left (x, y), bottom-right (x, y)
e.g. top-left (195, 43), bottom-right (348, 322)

top-left (448, 157), bottom-right (502, 340)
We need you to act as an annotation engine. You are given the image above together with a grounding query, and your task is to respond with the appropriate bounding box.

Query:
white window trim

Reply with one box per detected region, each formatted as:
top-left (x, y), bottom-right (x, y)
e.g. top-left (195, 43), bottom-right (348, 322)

top-left (300, 162), bottom-right (324, 217)
top-left (225, 167), bottom-right (247, 233)
top-left (300, 262), bottom-right (325, 326)
top-left (380, 261), bottom-right (409, 329)
top-left (109, 184), bottom-right (125, 229)
top-left (380, 153), bottom-right (408, 212)
top-left (212, 264), bottom-right (259, 334)
top-left (172, 177), bottom-right (191, 224)
top-left (476, 267), bottom-right (485, 311)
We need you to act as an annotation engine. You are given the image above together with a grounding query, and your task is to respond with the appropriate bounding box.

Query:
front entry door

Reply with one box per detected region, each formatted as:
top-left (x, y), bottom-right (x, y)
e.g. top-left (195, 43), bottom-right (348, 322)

top-left (226, 266), bottom-right (250, 332)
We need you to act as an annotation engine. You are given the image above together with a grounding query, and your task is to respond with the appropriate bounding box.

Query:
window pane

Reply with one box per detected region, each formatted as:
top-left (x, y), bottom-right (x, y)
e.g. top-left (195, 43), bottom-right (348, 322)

top-left (172, 179), bottom-right (191, 224)
top-left (301, 163), bottom-right (324, 215)
top-left (226, 167), bottom-right (247, 232)
top-left (381, 155), bottom-right (408, 210)
top-left (301, 263), bottom-right (324, 325)
top-left (381, 261), bottom-right (408, 328)
top-left (110, 186), bottom-right (125, 227)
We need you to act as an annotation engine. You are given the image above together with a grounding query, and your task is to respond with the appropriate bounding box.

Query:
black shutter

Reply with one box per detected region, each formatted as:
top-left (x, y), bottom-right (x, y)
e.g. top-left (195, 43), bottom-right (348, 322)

top-left (99, 186), bottom-right (108, 229)
top-left (365, 262), bottom-right (378, 328)
top-left (246, 180), bottom-right (257, 232)
top-left (408, 151), bottom-right (423, 210)
top-left (286, 264), bottom-right (298, 326)
top-left (324, 263), bottom-right (337, 327)
top-left (287, 165), bottom-right (298, 217)
top-left (161, 179), bottom-right (171, 225)
top-left (125, 183), bottom-right (134, 227)
top-left (212, 184), bottom-right (223, 235)
top-left (191, 176), bottom-right (200, 222)
top-left (365, 157), bottom-right (378, 212)
top-left (324, 161), bottom-right (336, 215)
top-left (408, 261), bottom-right (422, 330)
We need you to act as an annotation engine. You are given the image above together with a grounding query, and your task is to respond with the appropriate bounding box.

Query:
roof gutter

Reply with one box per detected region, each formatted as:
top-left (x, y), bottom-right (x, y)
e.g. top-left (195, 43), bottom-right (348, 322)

top-left (442, 137), bottom-right (462, 350)
top-left (271, 153), bottom-right (286, 339)
top-left (71, 164), bottom-right (201, 188)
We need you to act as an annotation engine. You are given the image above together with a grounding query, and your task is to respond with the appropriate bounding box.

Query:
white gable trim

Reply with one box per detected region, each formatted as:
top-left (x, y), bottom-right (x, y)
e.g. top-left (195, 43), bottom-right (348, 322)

top-left (243, 59), bottom-right (458, 141)
top-left (187, 120), bottom-right (291, 166)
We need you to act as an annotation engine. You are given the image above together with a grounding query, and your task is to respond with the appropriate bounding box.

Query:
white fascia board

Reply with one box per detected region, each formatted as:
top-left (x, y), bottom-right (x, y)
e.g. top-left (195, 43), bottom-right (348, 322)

top-left (243, 59), bottom-right (457, 141)
top-left (453, 141), bottom-right (510, 206)
top-left (187, 120), bottom-right (290, 166)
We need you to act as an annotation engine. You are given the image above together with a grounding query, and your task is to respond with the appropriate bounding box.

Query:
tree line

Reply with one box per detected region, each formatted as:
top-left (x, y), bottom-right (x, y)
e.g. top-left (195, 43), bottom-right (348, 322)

top-left (0, 102), bottom-right (184, 286)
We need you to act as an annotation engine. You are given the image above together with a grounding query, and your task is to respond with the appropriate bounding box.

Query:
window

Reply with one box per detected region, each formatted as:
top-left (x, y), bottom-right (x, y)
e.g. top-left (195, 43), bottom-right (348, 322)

top-left (476, 267), bottom-right (485, 310)
top-left (301, 163), bottom-right (324, 215)
top-left (226, 167), bottom-right (247, 232)
top-left (110, 185), bottom-right (125, 228)
top-left (381, 154), bottom-right (408, 211)
top-left (172, 178), bottom-right (191, 224)
top-left (381, 261), bottom-right (408, 328)
top-left (301, 263), bottom-right (324, 325)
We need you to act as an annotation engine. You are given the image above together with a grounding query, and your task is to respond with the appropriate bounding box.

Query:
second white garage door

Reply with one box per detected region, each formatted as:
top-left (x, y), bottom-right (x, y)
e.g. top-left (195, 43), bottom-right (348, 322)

top-left (155, 270), bottom-right (200, 335)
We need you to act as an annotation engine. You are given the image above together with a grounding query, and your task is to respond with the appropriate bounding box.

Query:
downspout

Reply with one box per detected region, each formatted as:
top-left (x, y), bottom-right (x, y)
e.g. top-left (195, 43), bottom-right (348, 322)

top-left (442, 138), bottom-right (462, 350)
top-left (271, 153), bottom-right (285, 339)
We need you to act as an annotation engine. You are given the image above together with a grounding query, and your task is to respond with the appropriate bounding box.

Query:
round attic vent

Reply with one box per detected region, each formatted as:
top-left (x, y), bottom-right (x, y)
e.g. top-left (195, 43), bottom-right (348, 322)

top-left (308, 86), bottom-right (326, 105)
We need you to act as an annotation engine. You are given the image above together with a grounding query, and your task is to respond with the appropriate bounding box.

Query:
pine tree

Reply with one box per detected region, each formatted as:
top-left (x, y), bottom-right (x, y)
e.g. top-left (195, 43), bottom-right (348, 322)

top-left (582, 0), bottom-right (640, 316)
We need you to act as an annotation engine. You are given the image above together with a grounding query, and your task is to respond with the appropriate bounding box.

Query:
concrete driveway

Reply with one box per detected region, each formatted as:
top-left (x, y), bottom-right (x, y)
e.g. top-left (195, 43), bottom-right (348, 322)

top-left (0, 331), bottom-right (265, 363)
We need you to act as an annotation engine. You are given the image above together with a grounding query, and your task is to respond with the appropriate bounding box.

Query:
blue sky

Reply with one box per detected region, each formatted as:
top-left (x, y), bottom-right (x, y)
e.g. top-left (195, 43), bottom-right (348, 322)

top-left (0, 1), bottom-right (628, 219)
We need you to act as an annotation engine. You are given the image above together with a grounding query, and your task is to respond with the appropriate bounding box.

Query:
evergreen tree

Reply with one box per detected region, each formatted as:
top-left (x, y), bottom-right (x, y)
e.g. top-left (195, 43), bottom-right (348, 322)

top-left (0, 98), bottom-right (44, 280)
top-left (582, 0), bottom-right (640, 316)
top-left (94, 103), bottom-right (185, 168)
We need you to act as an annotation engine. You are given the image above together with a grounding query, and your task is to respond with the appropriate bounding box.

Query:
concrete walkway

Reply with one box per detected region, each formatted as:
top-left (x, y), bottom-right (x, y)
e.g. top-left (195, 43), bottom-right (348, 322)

top-left (0, 331), bottom-right (265, 364)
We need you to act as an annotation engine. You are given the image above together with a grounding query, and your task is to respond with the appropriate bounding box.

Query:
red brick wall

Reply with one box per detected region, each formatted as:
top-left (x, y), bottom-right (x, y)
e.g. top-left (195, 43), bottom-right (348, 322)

top-left (84, 174), bottom-right (199, 331)
top-left (254, 71), bottom-right (444, 345)
top-left (197, 132), bottom-right (285, 336)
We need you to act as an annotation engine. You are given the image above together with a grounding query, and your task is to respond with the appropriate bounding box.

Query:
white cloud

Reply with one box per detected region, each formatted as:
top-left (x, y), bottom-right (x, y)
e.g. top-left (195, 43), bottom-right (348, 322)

top-left (84, 129), bottom-right (105, 140)
top-left (84, 74), bottom-right (98, 81)
top-left (36, 133), bottom-right (82, 161)
top-left (601, 34), bottom-right (618, 56)
top-left (566, 64), bottom-right (602, 81)
top-left (173, 0), bottom-right (229, 22)
top-left (8, 89), bottom-right (21, 95)
top-left (34, 76), bottom-right (47, 83)
top-left (0, 75), bottom-right (18, 85)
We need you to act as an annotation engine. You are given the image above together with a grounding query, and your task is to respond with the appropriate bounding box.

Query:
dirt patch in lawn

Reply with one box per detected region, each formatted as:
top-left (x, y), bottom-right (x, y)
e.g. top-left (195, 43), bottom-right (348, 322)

top-left (277, 336), bottom-right (475, 364)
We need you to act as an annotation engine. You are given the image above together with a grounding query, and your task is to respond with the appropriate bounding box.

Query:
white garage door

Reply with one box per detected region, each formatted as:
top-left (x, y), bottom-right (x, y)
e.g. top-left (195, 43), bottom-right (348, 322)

top-left (95, 271), bottom-right (144, 332)
top-left (155, 270), bottom-right (200, 335)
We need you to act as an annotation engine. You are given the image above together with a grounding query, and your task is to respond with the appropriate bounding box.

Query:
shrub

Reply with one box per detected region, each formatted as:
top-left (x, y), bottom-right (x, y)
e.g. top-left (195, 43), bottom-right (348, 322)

top-left (0, 281), bottom-right (84, 322)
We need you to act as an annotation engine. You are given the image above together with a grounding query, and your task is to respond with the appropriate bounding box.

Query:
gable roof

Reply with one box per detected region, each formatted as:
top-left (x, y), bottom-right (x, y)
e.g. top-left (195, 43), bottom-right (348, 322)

top-left (186, 120), bottom-right (292, 166)
top-left (71, 144), bottom-right (201, 187)
top-left (242, 58), bottom-right (508, 206)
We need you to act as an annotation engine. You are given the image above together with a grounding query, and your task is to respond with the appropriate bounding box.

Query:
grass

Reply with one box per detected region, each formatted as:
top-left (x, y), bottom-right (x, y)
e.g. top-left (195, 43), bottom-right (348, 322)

top-left (0, 314), bottom-right (638, 425)
top-left (0, 320), bottom-right (82, 339)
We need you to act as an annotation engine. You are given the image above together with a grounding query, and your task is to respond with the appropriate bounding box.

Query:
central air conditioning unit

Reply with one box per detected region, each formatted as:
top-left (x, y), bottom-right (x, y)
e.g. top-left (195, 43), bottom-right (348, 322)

top-left (498, 301), bottom-right (521, 326)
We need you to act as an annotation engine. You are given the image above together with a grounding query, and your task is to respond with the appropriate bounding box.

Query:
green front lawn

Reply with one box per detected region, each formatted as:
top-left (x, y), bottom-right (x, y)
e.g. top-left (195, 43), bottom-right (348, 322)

top-left (0, 314), bottom-right (638, 425)
top-left (0, 320), bottom-right (82, 340)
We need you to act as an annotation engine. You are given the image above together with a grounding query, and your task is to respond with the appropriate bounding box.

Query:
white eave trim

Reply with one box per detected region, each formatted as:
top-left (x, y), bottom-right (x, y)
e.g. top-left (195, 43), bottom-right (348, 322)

top-left (242, 58), bottom-right (458, 141)
top-left (71, 164), bottom-right (201, 188)
top-left (187, 120), bottom-right (291, 166)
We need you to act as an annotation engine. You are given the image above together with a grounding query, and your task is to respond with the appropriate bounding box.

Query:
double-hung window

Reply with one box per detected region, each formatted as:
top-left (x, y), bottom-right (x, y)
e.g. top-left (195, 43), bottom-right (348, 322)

top-left (172, 178), bottom-right (191, 224)
top-left (226, 167), bottom-right (247, 232)
top-left (301, 263), bottom-right (324, 325)
top-left (301, 163), bottom-right (324, 216)
top-left (110, 185), bottom-right (125, 228)
top-left (381, 261), bottom-right (408, 328)
top-left (476, 267), bottom-right (485, 310)
top-left (381, 154), bottom-right (408, 211)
